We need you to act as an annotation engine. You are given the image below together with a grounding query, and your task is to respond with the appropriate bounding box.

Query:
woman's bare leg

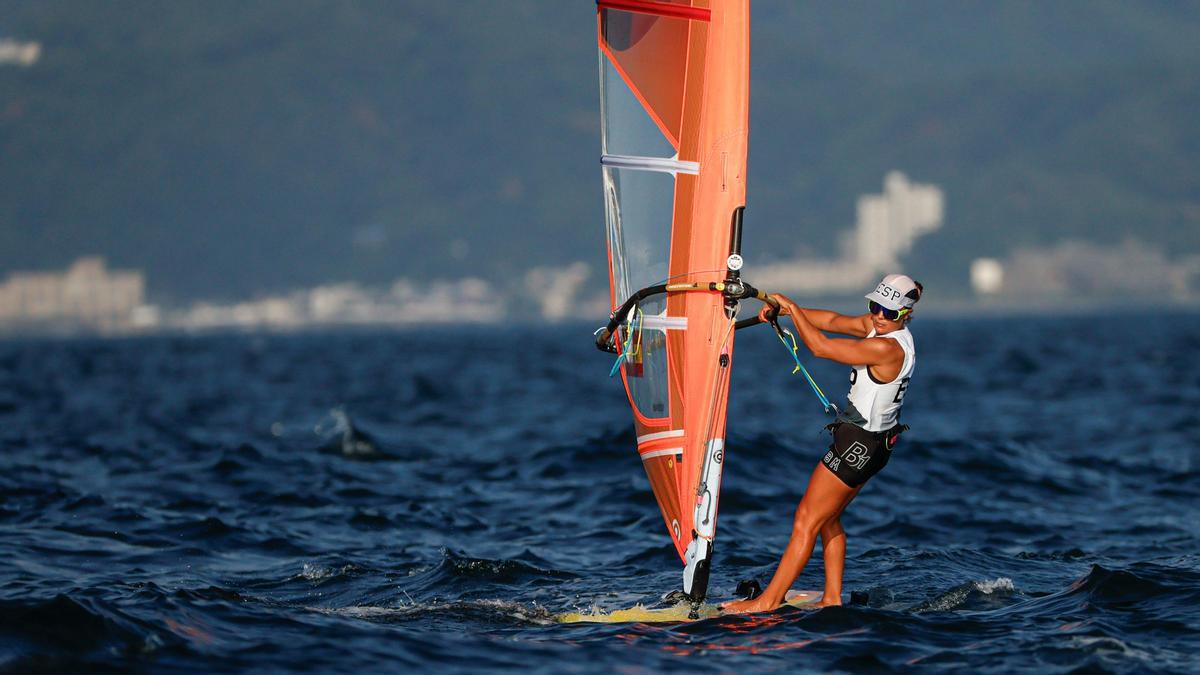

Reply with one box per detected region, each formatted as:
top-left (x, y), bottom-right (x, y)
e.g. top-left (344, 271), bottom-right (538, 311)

top-left (818, 485), bottom-right (861, 606)
top-left (722, 464), bottom-right (857, 613)
top-left (819, 517), bottom-right (845, 605)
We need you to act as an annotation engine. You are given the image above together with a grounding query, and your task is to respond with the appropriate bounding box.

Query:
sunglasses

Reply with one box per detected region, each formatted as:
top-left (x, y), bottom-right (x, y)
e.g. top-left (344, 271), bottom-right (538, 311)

top-left (868, 301), bottom-right (910, 321)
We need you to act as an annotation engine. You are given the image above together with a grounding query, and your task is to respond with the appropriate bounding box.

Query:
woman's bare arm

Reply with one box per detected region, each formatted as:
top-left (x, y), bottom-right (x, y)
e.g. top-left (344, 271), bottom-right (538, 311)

top-left (775, 297), bottom-right (902, 369)
top-left (795, 308), bottom-right (871, 337)
top-left (765, 295), bottom-right (870, 337)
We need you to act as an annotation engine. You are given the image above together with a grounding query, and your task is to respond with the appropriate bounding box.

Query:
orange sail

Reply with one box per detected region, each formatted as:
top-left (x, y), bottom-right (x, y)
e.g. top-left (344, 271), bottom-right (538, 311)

top-left (597, 0), bottom-right (749, 602)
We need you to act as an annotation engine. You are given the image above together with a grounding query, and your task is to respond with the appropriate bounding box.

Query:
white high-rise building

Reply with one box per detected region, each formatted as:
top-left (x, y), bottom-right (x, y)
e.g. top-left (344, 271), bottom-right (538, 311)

top-left (855, 171), bottom-right (943, 270)
top-left (754, 172), bottom-right (944, 294)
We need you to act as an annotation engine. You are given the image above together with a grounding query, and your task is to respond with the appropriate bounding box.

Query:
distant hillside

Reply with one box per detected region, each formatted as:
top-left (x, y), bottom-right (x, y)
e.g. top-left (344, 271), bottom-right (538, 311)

top-left (2, 1), bottom-right (1198, 301)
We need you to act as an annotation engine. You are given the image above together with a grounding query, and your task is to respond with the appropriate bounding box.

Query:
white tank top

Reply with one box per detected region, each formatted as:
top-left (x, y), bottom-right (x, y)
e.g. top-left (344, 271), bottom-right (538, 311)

top-left (844, 327), bottom-right (915, 432)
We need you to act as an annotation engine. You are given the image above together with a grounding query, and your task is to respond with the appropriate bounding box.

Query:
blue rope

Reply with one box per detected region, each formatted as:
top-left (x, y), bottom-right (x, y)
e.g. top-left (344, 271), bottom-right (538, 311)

top-left (774, 325), bottom-right (838, 415)
top-left (608, 308), bottom-right (642, 377)
top-left (608, 349), bottom-right (624, 377)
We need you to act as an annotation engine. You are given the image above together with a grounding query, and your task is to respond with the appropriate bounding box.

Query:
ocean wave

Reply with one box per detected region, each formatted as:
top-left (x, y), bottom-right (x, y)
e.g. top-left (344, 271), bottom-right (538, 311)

top-left (0, 594), bottom-right (181, 671)
top-left (299, 562), bottom-right (367, 582)
top-left (1063, 563), bottom-right (1200, 608)
top-left (3, 323), bottom-right (1199, 671)
top-left (911, 578), bottom-right (1018, 613)
top-left (314, 598), bottom-right (556, 627)
top-left (398, 550), bottom-right (579, 602)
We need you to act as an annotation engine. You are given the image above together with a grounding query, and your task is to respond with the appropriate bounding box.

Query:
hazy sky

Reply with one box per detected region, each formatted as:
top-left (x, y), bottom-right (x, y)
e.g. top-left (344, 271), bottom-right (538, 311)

top-left (2, 2), bottom-right (1197, 300)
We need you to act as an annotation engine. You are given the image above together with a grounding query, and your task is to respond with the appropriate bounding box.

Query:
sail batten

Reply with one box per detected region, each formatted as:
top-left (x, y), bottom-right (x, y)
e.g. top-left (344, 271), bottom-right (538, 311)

top-left (601, 154), bottom-right (700, 175)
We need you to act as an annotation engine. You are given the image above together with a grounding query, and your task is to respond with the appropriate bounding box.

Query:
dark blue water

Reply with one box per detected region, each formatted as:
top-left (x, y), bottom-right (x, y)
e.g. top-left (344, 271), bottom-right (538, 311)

top-left (1, 315), bottom-right (1198, 673)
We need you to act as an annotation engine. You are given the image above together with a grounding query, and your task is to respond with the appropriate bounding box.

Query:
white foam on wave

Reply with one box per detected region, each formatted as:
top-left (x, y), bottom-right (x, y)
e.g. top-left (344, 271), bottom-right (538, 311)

top-left (301, 563), bottom-right (332, 580)
top-left (915, 577), bottom-right (1019, 613)
top-left (327, 605), bottom-right (407, 618)
top-left (975, 577), bottom-right (1015, 594)
top-left (300, 562), bottom-right (358, 581)
top-left (1069, 635), bottom-right (1157, 664)
top-left (307, 598), bottom-right (555, 625)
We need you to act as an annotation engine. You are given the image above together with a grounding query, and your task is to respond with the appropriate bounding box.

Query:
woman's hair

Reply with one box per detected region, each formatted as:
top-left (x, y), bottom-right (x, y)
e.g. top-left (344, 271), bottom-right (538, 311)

top-left (903, 281), bottom-right (923, 322)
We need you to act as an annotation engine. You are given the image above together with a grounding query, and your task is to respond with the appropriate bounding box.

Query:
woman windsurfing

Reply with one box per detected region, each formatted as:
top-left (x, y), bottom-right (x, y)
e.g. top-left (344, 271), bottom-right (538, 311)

top-left (721, 273), bottom-right (922, 614)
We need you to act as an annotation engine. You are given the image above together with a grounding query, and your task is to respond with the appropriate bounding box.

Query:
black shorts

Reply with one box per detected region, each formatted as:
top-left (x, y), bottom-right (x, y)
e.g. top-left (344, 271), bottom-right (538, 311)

top-left (820, 422), bottom-right (904, 488)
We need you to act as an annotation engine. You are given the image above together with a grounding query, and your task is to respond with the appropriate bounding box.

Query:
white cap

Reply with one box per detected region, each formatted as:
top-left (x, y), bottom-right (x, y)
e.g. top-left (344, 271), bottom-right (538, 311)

top-left (865, 274), bottom-right (921, 311)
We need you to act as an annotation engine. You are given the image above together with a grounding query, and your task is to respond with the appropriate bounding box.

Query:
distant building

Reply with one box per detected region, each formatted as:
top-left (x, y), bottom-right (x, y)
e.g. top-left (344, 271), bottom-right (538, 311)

top-left (754, 171), bottom-right (943, 294)
top-left (970, 258), bottom-right (1004, 295)
top-left (0, 39), bottom-right (41, 67)
top-left (855, 172), bottom-right (944, 271)
top-left (0, 257), bottom-right (146, 332)
top-left (971, 240), bottom-right (1199, 300)
top-left (168, 277), bottom-right (507, 331)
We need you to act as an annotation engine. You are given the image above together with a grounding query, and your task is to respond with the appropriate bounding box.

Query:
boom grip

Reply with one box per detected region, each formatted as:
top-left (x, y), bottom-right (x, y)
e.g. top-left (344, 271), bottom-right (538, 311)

top-left (595, 281), bottom-right (717, 352)
top-left (733, 289), bottom-right (780, 331)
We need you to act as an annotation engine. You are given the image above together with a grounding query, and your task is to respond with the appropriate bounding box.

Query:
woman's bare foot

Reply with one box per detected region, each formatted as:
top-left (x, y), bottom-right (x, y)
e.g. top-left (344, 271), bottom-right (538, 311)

top-left (719, 597), bottom-right (778, 614)
top-left (815, 594), bottom-right (842, 607)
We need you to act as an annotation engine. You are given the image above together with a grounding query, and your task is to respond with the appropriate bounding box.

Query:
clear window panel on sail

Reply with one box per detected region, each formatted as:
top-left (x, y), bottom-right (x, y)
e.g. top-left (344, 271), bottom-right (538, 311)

top-left (600, 57), bottom-right (675, 159)
top-left (603, 166), bottom-right (673, 301)
top-left (620, 295), bottom-right (669, 420)
top-left (603, 165), bottom-right (673, 420)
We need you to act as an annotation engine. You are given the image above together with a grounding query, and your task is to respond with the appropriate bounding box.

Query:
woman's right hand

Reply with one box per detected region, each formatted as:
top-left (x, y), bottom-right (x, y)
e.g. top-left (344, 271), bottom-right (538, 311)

top-left (771, 294), bottom-right (794, 316)
top-left (759, 294), bottom-right (790, 322)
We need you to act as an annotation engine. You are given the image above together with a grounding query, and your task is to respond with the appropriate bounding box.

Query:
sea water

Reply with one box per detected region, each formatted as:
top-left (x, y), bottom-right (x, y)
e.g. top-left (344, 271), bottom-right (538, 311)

top-left (1, 314), bottom-right (1197, 672)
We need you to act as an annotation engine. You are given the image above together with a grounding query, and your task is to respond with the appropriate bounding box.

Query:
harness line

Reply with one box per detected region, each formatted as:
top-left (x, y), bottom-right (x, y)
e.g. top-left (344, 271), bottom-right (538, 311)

top-left (771, 320), bottom-right (838, 415)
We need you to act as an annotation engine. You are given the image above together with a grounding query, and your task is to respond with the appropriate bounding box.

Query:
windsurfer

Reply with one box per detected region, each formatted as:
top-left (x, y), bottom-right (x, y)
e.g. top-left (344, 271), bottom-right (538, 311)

top-left (721, 274), bottom-right (922, 614)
